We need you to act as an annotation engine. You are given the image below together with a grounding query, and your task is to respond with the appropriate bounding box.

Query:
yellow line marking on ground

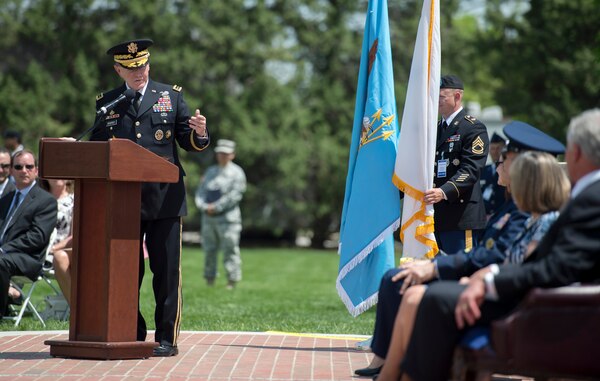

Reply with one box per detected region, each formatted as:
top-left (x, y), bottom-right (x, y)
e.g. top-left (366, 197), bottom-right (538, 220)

top-left (265, 331), bottom-right (367, 341)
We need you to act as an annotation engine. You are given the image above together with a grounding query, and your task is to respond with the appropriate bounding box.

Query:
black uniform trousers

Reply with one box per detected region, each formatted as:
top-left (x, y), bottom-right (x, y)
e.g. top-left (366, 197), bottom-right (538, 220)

top-left (401, 281), bottom-right (518, 381)
top-left (137, 216), bottom-right (183, 347)
top-left (371, 268), bottom-right (404, 359)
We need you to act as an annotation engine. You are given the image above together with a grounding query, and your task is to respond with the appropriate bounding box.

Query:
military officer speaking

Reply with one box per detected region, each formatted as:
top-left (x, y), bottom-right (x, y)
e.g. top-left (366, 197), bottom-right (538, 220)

top-left (424, 75), bottom-right (489, 253)
top-left (90, 39), bottom-right (210, 357)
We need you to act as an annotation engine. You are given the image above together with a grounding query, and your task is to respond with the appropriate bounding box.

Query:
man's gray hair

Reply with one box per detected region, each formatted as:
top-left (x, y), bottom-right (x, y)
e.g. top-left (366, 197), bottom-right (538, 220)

top-left (567, 108), bottom-right (600, 166)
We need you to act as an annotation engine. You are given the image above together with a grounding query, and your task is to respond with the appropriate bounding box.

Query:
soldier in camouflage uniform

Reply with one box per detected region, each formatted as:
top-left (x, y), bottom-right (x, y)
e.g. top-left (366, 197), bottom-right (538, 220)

top-left (195, 139), bottom-right (247, 289)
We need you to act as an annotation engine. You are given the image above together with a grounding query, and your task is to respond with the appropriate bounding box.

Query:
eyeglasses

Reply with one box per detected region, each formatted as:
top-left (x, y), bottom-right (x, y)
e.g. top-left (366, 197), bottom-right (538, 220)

top-left (495, 152), bottom-right (508, 168)
top-left (0, 164), bottom-right (10, 169)
top-left (13, 164), bottom-right (35, 171)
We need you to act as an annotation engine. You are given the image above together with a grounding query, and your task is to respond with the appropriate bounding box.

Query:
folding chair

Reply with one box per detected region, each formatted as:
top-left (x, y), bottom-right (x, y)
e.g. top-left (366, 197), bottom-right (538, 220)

top-left (3, 275), bottom-right (46, 327)
top-left (3, 229), bottom-right (62, 327)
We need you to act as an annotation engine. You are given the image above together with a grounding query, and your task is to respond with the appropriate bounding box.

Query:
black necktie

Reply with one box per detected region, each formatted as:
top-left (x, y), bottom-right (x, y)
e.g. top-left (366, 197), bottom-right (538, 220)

top-left (442, 120), bottom-right (449, 129)
top-left (133, 92), bottom-right (142, 113)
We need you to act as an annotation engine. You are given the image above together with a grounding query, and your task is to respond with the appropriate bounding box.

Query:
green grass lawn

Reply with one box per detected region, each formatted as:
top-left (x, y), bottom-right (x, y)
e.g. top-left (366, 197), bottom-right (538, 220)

top-left (1, 247), bottom-right (375, 335)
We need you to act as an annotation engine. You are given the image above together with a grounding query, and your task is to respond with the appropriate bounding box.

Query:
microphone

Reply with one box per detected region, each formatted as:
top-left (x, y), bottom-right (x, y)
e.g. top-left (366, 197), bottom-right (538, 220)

top-left (96, 88), bottom-right (136, 116)
top-left (76, 88), bottom-right (137, 141)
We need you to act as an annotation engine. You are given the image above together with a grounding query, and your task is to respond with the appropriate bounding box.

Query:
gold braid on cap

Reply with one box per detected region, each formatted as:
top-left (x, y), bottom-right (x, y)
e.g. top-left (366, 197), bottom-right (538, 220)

top-left (114, 50), bottom-right (150, 68)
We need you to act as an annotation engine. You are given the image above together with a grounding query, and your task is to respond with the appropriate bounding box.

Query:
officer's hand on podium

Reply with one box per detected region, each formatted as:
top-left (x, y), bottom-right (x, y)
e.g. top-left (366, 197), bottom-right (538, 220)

top-left (189, 109), bottom-right (207, 137)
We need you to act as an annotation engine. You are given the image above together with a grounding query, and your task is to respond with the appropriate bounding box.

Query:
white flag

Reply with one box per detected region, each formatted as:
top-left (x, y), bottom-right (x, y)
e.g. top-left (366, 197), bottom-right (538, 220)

top-left (392, 0), bottom-right (440, 259)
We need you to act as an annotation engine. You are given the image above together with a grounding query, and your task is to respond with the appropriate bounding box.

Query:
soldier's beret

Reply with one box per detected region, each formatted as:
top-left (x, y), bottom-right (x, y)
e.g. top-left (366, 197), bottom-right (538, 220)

top-left (503, 121), bottom-right (565, 156)
top-left (440, 75), bottom-right (464, 90)
top-left (490, 132), bottom-right (505, 144)
top-left (107, 39), bottom-right (153, 68)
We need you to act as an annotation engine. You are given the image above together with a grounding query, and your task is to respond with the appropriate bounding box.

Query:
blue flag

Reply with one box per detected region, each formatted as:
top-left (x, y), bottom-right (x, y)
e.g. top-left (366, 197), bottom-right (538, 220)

top-left (337, 0), bottom-right (401, 317)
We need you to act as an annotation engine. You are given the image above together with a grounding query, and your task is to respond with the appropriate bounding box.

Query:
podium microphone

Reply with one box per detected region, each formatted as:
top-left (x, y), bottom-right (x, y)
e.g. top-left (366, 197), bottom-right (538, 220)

top-left (77, 89), bottom-right (137, 141)
top-left (96, 88), bottom-right (136, 116)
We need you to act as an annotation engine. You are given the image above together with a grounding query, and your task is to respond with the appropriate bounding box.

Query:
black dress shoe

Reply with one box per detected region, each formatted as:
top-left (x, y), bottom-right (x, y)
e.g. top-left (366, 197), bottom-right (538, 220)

top-left (153, 344), bottom-right (179, 357)
top-left (354, 365), bottom-right (382, 377)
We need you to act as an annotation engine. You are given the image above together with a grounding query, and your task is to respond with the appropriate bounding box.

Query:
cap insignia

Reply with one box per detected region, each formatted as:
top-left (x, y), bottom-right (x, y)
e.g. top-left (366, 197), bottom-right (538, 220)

top-left (127, 42), bottom-right (138, 54)
top-left (472, 136), bottom-right (485, 155)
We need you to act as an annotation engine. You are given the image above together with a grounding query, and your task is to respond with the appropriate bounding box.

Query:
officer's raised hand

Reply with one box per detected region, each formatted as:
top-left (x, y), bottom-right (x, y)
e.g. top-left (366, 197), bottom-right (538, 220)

top-left (189, 109), bottom-right (207, 137)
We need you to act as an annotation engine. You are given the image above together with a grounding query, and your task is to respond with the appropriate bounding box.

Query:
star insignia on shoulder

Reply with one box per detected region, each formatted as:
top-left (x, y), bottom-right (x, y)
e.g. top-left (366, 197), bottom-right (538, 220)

top-left (96, 92), bottom-right (104, 101)
top-left (464, 115), bottom-right (477, 124)
top-left (172, 85), bottom-right (182, 92)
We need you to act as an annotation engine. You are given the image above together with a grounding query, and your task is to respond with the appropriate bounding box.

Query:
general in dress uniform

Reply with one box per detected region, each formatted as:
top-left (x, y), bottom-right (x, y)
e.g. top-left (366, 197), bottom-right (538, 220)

top-left (90, 39), bottom-right (209, 357)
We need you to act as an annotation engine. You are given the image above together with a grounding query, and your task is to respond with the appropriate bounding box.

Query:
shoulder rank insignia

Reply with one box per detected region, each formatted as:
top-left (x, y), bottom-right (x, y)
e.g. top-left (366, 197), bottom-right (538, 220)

top-left (96, 92), bottom-right (104, 101)
top-left (472, 136), bottom-right (485, 155)
top-left (172, 85), bottom-right (182, 92)
top-left (464, 115), bottom-right (477, 124)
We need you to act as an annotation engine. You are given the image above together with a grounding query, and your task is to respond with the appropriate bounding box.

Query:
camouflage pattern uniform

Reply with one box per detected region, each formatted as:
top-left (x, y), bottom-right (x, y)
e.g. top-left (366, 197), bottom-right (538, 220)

top-left (195, 161), bottom-right (246, 283)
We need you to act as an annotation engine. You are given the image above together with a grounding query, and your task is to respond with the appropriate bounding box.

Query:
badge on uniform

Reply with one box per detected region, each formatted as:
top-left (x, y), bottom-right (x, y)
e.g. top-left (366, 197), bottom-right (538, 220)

top-left (485, 238), bottom-right (495, 250)
top-left (153, 91), bottom-right (173, 113)
top-left (437, 159), bottom-right (448, 178)
top-left (472, 136), bottom-right (485, 155)
top-left (155, 129), bottom-right (164, 141)
top-left (492, 213), bottom-right (511, 230)
top-left (165, 130), bottom-right (172, 139)
top-left (446, 134), bottom-right (461, 142)
top-left (452, 159), bottom-right (460, 166)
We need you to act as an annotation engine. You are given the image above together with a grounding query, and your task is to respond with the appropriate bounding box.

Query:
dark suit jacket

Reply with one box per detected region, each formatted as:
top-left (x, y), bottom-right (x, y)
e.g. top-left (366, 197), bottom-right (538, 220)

top-left (434, 109), bottom-right (489, 231)
top-left (90, 79), bottom-right (210, 220)
top-left (495, 178), bottom-right (600, 300)
top-left (0, 185), bottom-right (57, 279)
top-left (0, 180), bottom-right (15, 198)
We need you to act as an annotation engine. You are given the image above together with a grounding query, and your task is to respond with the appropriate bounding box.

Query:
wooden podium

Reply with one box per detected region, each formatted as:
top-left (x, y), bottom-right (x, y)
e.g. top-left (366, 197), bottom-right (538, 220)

top-left (39, 138), bottom-right (179, 360)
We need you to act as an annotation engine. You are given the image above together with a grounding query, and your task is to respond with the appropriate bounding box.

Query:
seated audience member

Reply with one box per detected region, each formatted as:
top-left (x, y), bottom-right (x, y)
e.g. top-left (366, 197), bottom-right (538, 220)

top-left (480, 132), bottom-right (506, 218)
top-left (3, 130), bottom-right (24, 157)
top-left (375, 150), bottom-right (570, 381)
top-left (0, 148), bottom-right (15, 197)
top-left (0, 150), bottom-right (57, 317)
top-left (399, 109), bottom-right (600, 381)
top-left (40, 179), bottom-right (74, 304)
top-left (355, 121), bottom-right (563, 378)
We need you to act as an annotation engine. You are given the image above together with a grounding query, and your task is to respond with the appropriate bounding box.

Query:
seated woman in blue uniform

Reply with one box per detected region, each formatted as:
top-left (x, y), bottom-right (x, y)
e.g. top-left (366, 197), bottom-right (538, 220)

top-left (355, 121), bottom-right (567, 379)
top-left (373, 150), bottom-right (570, 381)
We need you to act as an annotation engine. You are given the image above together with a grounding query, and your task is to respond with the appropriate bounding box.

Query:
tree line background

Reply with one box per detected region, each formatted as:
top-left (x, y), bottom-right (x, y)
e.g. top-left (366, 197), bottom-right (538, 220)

top-left (0, 0), bottom-right (598, 247)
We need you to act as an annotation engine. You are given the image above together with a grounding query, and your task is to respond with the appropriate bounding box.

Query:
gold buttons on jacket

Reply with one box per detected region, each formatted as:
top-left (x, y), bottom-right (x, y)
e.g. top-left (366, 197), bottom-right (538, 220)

top-left (135, 121), bottom-right (140, 126)
top-left (136, 133), bottom-right (142, 139)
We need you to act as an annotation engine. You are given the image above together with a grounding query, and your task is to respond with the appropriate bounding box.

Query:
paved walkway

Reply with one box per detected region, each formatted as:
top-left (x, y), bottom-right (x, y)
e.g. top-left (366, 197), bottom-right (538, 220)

top-left (0, 331), bottom-right (372, 380)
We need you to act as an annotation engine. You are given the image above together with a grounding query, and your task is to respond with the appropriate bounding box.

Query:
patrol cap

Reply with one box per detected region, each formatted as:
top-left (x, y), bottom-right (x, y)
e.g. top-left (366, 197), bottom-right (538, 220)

top-left (503, 121), bottom-right (565, 156)
top-left (440, 75), bottom-right (464, 90)
top-left (490, 132), bottom-right (505, 144)
top-left (214, 139), bottom-right (236, 154)
top-left (107, 39), bottom-right (153, 68)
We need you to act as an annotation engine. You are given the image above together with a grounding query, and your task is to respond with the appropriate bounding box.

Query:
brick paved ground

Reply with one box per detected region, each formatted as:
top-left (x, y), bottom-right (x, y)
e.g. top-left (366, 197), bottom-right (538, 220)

top-left (0, 331), bottom-right (372, 381)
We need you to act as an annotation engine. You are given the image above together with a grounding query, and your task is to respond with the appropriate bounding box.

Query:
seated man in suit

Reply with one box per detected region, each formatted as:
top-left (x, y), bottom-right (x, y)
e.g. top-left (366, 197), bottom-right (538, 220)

top-left (0, 148), bottom-right (15, 197)
top-left (400, 109), bottom-right (600, 381)
top-left (0, 150), bottom-right (57, 317)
